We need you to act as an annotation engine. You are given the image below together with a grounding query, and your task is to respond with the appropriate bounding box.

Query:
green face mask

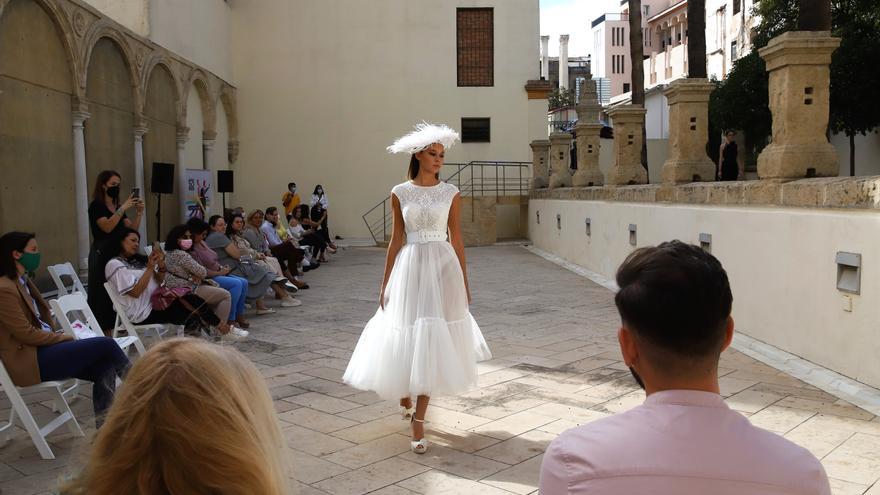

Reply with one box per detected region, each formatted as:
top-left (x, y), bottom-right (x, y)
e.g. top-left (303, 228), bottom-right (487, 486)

top-left (19, 251), bottom-right (41, 274)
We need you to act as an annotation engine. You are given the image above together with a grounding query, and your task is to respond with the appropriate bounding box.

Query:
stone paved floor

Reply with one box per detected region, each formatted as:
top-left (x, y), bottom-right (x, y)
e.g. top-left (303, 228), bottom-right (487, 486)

top-left (1, 245), bottom-right (879, 494)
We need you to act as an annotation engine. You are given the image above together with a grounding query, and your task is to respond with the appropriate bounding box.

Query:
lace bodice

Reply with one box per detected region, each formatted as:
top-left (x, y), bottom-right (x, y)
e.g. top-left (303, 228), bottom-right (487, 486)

top-left (391, 181), bottom-right (460, 234)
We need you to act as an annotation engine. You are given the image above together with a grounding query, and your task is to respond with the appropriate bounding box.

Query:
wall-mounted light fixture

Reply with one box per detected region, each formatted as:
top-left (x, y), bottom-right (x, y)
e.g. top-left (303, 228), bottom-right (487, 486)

top-left (699, 233), bottom-right (712, 253)
top-left (536, 211), bottom-right (540, 224)
top-left (836, 252), bottom-right (861, 294)
top-left (556, 214), bottom-right (562, 230)
top-left (585, 217), bottom-right (591, 237)
top-left (628, 224), bottom-right (637, 246)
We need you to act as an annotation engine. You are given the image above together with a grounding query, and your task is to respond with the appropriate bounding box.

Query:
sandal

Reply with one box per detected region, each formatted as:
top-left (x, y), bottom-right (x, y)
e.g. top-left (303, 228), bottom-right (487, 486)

top-left (410, 417), bottom-right (428, 454)
top-left (256, 308), bottom-right (276, 315)
top-left (400, 406), bottom-right (415, 421)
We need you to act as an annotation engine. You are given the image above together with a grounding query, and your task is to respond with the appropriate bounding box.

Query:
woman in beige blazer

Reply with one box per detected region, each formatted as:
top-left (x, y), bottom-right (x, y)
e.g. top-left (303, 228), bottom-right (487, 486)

top-left (0, 232), bottom-right (129, 427)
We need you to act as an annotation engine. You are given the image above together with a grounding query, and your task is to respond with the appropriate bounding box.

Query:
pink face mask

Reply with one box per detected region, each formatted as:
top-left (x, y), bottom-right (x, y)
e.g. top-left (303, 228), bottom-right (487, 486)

top-left (179, 239), bottom-right (193, 250)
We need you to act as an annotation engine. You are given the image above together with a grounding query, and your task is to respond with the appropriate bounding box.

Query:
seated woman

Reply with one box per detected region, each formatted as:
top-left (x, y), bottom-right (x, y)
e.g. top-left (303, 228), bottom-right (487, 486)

top-left (205, 215), bottom-right (300, 313)
top-left (103, 228), bottom-right (221, 330)
top-left (163, 225), bottom-right (248, 342)
top-left (288, 210), bottom-right (323, 271)
top-left (243, 209), bottom-right (300, 289)
top-left (186, 218), bottom-right (250, 329)
top-left (0, 232), bottom-right (129, 427)
top-left (62, 339), bottom-right (288, 494)
top-left (297, 204), bottom-right (330, 263)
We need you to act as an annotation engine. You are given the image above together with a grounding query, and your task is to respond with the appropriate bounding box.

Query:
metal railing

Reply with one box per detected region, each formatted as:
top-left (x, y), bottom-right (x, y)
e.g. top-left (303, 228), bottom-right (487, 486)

top-left (361, 161), bottom-right (531, 244)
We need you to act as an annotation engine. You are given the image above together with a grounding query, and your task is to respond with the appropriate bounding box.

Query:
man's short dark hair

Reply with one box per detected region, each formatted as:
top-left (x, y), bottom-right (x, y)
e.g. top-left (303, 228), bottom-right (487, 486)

top-left (265, 206), bottom-right (278, 216)
top-left (615, 241), bottom-right (733, 363)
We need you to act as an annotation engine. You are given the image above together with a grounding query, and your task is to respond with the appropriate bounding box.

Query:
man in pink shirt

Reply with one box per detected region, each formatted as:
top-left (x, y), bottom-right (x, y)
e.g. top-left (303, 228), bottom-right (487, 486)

top-left (539, 241), bottom-right (831, 495)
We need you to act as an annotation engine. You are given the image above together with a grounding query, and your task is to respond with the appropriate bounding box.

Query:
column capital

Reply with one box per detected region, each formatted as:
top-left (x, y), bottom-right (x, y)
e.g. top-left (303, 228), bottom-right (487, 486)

top-left (228, 139), bottom-right (240, 164)
top-left (202, 130), bottom-right (218, 142)
top-left (203, 139), bottom-right (216, 151)
top-left (176, 126), bottom-right (190, 148)
top-left (559, 34), bottom-right (569, 43)
top-left (133, 117), bottom-right (149, 139)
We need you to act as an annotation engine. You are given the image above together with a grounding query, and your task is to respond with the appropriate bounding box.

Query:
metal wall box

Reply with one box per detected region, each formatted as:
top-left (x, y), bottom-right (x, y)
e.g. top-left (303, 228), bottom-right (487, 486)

top-left (699, 233), bottom-right (712, 253)
top-left (628, 224), bottom-right (637, 246)
top-left (556, 214), bottom-right (562, 230)
top-left (585, 217), bottom-right (591, 236)
top-left (836, 252), bottom-right (861, 294)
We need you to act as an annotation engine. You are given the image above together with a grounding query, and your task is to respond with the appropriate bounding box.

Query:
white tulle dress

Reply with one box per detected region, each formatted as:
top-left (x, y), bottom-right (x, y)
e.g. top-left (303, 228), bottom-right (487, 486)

top-left (343, 180), bottom-right (491, 400)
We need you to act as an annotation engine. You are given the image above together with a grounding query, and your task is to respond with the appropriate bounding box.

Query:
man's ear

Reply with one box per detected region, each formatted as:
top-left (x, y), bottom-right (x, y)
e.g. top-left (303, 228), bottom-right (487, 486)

top-left (720, 316), bottom-right (735, 353)
top-left (618, 326), bottom-right (639, 367)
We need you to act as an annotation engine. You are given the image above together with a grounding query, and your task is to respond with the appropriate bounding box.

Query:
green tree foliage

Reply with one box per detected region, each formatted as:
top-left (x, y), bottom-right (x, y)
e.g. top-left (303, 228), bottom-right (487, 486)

top-left (548, 87), bottom-right (575, 110)
top-left (709, 0), bottom-right (880, 174)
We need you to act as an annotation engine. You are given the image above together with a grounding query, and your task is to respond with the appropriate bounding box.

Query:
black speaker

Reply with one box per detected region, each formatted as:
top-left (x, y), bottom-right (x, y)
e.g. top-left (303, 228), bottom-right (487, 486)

top-left (217, 170), bottom-right (234, 193)
top-left (151, 162), bottom-right (175, 194)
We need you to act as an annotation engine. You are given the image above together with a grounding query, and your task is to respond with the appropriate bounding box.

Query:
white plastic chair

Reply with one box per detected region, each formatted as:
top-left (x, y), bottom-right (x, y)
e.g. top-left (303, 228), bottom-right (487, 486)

top-left (103, 282), bottom-right (170, 341)
top-left (47, 262), bottom-right (86, 296)
top-left (0, 359), bottom-right (84, 459)
top-left (50, 293), bottom-right (146, 357)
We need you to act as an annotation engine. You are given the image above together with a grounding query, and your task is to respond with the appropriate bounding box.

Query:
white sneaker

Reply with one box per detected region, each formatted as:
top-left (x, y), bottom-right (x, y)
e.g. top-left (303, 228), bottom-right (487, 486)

top-left (222, 326), bottom-right (249, 342)
top-left (281, 296), bottom-right (302, 307)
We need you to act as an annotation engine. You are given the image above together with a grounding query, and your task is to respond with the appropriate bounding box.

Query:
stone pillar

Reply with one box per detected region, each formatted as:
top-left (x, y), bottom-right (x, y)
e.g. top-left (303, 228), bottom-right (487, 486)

top-left (548, 132), bottom-right (573, 188)
top-left (228, 139), bottom-right (240, 165)
top-left (71, 104), bottom-right (91, 273)
top-left (661, 78), bottom-right (716, 183)
top-left (176, 127), bottom-right (189, 222)
top-left (572, 77), bottom-right (604, 186)
top-left (559, 34), bottom-right (569, 90)
top-left (203, 130), bottom-right (217, 171)
top-left (540, 35), bottom-right (550, 80)
top-left (133, 119), bottom-right (149, 243)
top-left (606, 105), bottom-right (648, 185)
top-left (757, 32), bottom-right (840, 178)
top-left (530, 140), bottom-right (551, 188)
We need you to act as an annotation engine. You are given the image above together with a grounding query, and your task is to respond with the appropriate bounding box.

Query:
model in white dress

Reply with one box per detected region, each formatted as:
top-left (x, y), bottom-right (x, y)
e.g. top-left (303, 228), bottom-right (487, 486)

top-left (343, 180), bottom-right (491, 400)
top-left (343, 125), bottom-right (491, 454)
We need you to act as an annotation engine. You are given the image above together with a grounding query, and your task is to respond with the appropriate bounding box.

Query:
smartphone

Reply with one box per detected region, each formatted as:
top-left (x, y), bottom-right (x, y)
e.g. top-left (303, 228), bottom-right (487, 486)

top-left (153, 242), bottom-right (164, 255)
top-left (132, 187), bottom-right (140, 199)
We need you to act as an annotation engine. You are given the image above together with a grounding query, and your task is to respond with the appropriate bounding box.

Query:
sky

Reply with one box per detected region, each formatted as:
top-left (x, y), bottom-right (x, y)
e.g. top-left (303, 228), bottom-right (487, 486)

top-left (540, 0), bottom-right (621, 58)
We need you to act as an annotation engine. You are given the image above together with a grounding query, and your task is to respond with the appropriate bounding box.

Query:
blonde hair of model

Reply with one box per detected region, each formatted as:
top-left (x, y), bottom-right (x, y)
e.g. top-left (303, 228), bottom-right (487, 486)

top-left (64, 338), bottom-right (289, 495)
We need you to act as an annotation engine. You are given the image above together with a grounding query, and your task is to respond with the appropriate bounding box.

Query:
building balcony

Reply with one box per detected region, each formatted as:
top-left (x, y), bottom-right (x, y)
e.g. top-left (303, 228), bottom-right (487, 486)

top-left (644, 42), bottom-right (688, 89)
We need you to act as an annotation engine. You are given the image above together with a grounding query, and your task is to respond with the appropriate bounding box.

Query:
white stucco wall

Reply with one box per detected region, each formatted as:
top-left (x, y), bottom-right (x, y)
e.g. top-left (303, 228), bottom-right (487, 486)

top-left (230, 0), bottom-right (540, 240)
top-left (184, 84), bottom-right (204, 172)
top-left (149, 0), bottom-right (232, 81)
top-left (81, 0), bottom-right (150, 36)
top-left (833, 131), bottom-right (880, 177)
top-left (529, 198), bottom-right (880, 389)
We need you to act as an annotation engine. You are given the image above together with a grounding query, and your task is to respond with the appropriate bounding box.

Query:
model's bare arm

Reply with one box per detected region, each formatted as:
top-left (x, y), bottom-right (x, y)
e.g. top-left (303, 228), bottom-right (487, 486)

top-left (447, 193), bottom-right (470, 304)
top-left (379, 194), bottom-right (405, 309)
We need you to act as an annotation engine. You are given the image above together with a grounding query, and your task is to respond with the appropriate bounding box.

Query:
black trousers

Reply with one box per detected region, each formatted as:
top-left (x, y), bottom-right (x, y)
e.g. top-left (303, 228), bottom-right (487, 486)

top-left (269, 242), bottom-right (305, 275)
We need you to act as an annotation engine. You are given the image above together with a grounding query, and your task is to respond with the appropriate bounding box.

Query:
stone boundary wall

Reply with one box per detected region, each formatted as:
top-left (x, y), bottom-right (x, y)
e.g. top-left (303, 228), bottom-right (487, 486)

top-left (531, 175), bottom-right (880, 210)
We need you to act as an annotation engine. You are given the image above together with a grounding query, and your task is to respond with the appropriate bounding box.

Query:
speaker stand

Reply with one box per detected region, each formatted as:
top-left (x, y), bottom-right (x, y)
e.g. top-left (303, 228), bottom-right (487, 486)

top-left (155, 193), bottom-right (163, 243)
top-left (221, 192), bottom-right (227, 215)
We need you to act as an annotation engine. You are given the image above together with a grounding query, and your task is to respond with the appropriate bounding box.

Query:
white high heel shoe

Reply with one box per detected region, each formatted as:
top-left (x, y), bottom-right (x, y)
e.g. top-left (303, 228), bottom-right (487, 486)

top-left (401, 406), bottom-right (415, 421)
top-left (410, 417), bottom-right (428, 454)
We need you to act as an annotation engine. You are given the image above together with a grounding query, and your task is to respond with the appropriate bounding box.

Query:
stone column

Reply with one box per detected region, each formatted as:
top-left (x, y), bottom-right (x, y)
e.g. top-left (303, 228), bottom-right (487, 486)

top-left (757, 32), bottom-right (840, 178)
top-left (548, 132), bottom-right (573, 188)
top-left (71, 104), bottom-right (91, 273)
top-left (606, 105), bottom-right (648, 185)
top-left (540, 35), bottom-right (550, 80)
top-left (228, 139), bottom-right (240, 165)
top-left (202, 130), bottom-right (217, 171)
top-left (661, 79), bottom-right (716, 183)
top-left (530, 139), bottom-right (551, 188)
top-left (572, 77), bottom-right (604, 186)
top-left (559, 34), bottom-right (570, 90)
top-left (133, 119), bottom-right (149, 243)
top-left (176, 127), bottom-right (189, 222)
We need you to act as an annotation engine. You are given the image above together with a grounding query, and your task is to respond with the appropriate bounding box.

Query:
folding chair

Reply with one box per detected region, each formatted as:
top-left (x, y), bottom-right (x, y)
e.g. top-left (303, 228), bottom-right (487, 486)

top-left (103, 282), bottom-right (171, 341)
top-left (47, 262), bottom-right (86, 296)
top-left (50, 293), bottom-right (146, 356)
top-left (0, 360), bottom-right (84, 460)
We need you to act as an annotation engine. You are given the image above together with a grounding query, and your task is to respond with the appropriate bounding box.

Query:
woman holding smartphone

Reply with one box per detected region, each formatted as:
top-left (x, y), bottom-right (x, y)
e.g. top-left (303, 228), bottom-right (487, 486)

top-left (88, 170), bottom-right (144, 332)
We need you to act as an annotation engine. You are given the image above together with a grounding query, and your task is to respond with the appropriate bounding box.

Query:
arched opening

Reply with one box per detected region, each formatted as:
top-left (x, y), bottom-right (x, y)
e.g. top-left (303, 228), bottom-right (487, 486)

top-left (0, 0), bottom-right (77, 266)
top-left (214, 94), bottom-right (231, 208)
top-left (142, 63), bottom-right (179, 241)
top-left (184, 82), bottom-right (205, 172)
top-left (85, 37), bottom-right (136, 204)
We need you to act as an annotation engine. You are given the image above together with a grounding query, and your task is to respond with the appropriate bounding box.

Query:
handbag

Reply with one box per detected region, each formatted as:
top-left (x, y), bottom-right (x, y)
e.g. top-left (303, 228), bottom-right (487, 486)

top-left (150, 285), bottom-right (191, 311)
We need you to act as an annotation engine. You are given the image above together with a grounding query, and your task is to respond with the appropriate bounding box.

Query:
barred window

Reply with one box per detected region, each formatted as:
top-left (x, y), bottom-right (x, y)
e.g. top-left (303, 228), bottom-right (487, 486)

top-left (461, 118), bottom-right (491, 142)
top-left (457, 8), bottom-right (494, 87)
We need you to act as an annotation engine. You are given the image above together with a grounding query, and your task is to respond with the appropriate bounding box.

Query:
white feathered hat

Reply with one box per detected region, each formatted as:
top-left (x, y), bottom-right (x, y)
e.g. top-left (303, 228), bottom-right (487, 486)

top-left (386, 122), bottom-right (460, 154)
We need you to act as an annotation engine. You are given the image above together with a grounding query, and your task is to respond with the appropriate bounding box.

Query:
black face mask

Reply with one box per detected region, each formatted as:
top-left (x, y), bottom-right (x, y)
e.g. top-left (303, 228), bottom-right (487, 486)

top-left (629, 366), bottom-right (646, 390)
top-left (106, 186), bottom-right (120, 199)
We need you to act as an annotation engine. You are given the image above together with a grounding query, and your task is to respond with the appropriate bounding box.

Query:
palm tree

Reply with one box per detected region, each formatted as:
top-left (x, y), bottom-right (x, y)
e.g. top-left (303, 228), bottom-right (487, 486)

top-left (628, 0), bottom-right (649, 177)
top-left (687, 0), bottom-right (707, 78)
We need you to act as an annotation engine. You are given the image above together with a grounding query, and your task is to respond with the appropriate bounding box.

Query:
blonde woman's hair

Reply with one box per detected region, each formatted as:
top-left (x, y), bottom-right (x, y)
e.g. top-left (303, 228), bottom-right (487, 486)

top-left (64, 338), bottom-right (289, 495)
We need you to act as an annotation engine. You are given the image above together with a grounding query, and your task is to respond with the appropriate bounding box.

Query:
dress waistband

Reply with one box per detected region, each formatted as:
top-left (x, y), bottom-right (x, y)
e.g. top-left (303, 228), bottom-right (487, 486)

top-left (406, 230), bottom-right (447, 243)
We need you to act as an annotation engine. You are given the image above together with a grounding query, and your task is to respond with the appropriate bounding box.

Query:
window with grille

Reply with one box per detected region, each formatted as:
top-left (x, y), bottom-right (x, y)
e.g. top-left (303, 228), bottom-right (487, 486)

top-left (457, 8), bottom-right (494, 87)
top-left (623, 83), bottom-right (631, 93)
top-left (733, 0), bottom-right (741, 14)
top-left (461, 118), bottom-right (491, 142)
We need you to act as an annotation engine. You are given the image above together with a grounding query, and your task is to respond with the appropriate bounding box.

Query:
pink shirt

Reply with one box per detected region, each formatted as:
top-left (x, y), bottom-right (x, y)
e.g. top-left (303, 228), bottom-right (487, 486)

top-left (539, 390), bottom-right (830, 495)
